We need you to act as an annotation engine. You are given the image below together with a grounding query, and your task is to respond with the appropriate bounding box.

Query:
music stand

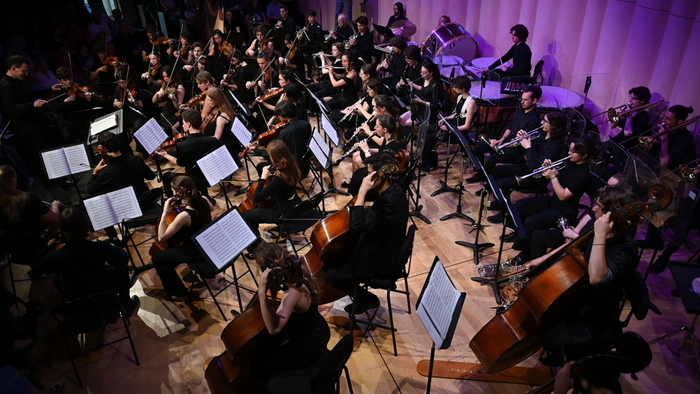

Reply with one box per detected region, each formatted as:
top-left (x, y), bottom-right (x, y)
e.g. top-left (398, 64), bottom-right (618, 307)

top-left (229, 116), bottom-right (257, 195)
top-left (409, 112), bottom-right (431, 224)
top-left (196, 145), bottom-right (240, 209)
top-left (227, 90), bottom-right (253, 118)
top-left (315, 118), bottom-right (349, 197)
top-left (192, 208), bottom-right (259, 319)
top-left (438, 118), bottom-right (475, 223)
top-left (87, 109), bottom-right (124, 145)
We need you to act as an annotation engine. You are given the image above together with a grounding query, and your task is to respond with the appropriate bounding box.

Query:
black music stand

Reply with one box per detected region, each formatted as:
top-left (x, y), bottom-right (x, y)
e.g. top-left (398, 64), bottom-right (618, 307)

top-left (438, 118), bottom-right (475, 223)
top-left (409, 114), bottom-right (431, 224)
top-left (431, 117), bottom-right (460, 197)
top-left (648, 262), bottom-right (700, 369)
top-left (315, 114), bottom-right (349, 198)
top-left (373, 24), bottom-right (394, 39)
top-left (468, 175), bottom-right (526, 306)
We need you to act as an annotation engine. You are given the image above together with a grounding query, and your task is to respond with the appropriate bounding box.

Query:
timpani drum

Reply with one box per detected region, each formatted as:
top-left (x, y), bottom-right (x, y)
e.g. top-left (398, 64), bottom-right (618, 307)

top-left (422, 23), bottom-right (478, 64)
top-left (538, 86), bottom-right (584, 109)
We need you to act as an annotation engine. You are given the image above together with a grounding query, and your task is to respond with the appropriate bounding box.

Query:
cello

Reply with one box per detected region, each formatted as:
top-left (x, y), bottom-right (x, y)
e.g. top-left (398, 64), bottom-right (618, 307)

top-left (236, 160), bottom-right (287, 213)
top-left (469, 184), bottom-right (672, 374)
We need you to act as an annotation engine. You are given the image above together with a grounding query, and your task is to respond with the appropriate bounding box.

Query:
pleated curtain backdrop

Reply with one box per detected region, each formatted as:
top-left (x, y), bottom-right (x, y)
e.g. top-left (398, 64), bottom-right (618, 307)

top-left (302, 0), bottom-right (700, 141)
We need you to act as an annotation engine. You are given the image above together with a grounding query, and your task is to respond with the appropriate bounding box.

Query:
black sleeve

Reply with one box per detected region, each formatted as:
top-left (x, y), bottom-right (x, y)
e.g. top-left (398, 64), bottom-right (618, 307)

top-left (87, 172), bottom-right (110, 195)
top-left (26, 193), bottom-right (50, 217)
top-left (488, 45), bottom-right (515, 70)
top-left (139, 158), bottom-right (157, 180)
top-left (562, 166), bottom-right (590, 198)
top-left (527, 140), bottom-right (564, 172)
top-left (667, 132), bottom-right (694, 171)
top-left (99, 240), bottom-right (130, 266)
top-left (386, 56), bottom-right (406, 77)
top-left (34, 248), bottom-right (60, 275)
top-left (631, 112), bottom-right (650, 136)
top-left (509, 45), bottom-right (532, 76)
top-left (605, 243), bottom-right (638, 284)
top-left (254, 176), bottom-right (284, 202)
top-left (350, 205), bottom-right (383, 233)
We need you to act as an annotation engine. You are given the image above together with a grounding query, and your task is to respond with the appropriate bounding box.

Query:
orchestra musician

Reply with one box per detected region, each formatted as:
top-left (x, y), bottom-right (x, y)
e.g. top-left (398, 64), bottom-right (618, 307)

top-left (275, 4), bottom-right (296, 32)
top-left (487, 24), bottom-right (532, 77)
top-left (208, 29), bottom-right (234, 58)
top-left (333, 76), bottom-right (385, 130)
top-left (641, 105), bottom-right (695, 171)
top-left (53, 66), bottom-right (96, 143)
top-left (609, 86), bottom-right (652, 149)
top-left (486, 109), bottom-right (568, 223)
top-left (180, 42), bottom-right (205, 81)
top-left (503, 138), bottom-right (595, 265)
top-left (265, 101), bottom-right (312, 167)
top-left (256, 70), bottom-right (307, 121)
top-left (170, 32), bottom-right (195, 67)
top-left (325, 156), bottom-right (409, 314)
top-left (250, 242), bottom-right (331, 380)
top-left (241, 140), bottom-right (303, 256)
top-left (155, 109), bottom-right (221, 201)
top-left (220, 49), bottom-right (256, 104)
top-left (386, 2), bottom-right (408, 27)
top-left (141, 25), bottom-right (170, 63)
top-left (89, 42), bottom-right (121, 94)
top-left (246, 52), bottom-right (280, 94)
top-left (307, 42), bottom-right (345, 97)
top-left (377, 35), bottom-right (408, 90)
top-left (323, 51), bottom-right (359, 110)
top-left (437, 15), bottom-right (451, 27)
top-left (467, 86), bottom-right (542, 183)
top-left (277, 34), bottom-right (305, 83)
top-left (246, 25), bottom-right (275, 58)
top-left (113, 70), bottom-right (148, 145)
top-left (395, 45), bottom-right (422, 112)
top-left (201, 87), bottom-right (242, 161)
top-left (525, 185), bottom-right (640, 366)
top-left (152, 175), bottom-right (215, 302)
top-left (422, 76), bottom-right (477, 171)
top-left (152, 66), bottom-right (186, 134)
top-left (347, 16), bottom-right (375, 65)
top-left (300, 10), bottom-right (323, 80)
top-left (141, 51), bottom-right (164, 89)
top-left (350, 114), bottom-right (407, 172)
top-left (406, 59), bottom-right (446, 128)
top-left (34, 206), bottom-right (140, 316)
top-left (329, 14), bottom-right (354, 44)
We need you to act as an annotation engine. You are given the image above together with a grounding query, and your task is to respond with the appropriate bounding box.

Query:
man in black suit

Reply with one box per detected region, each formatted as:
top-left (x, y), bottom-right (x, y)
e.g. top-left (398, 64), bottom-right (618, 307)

top-left (155, 109), bottom-right (221, 200)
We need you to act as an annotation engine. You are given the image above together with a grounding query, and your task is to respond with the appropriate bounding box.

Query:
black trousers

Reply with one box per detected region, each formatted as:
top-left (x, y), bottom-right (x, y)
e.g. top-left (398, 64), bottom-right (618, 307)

top-left (472, 142), bottom-right (523, 175)
top-left (153, 246), bottom-right (212, 297)
top-left (325, 262), bottom-right (375, 302)
top-left (241, 207), bottom-right (282, 252)
top-left (530, 229), bottom-right (567, 261)
top-left (493, 164), bottom-right (548, 204)
top-left (511, 196), bottom-right (573, 260)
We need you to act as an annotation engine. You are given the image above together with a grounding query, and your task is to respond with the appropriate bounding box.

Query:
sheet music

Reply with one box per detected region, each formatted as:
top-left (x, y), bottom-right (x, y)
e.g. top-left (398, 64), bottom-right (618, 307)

top-left (310, 130), bottom-right (330, 168)
top-left (231, 117), bottom-right (253, 146)
top-left (91, 113), bottom-right (118, 136)
top-left (109, 186), bottom-right (143, 223)
top-left (40, 148), bottom-right (70, 179)
top-left (84, 194), bottom-right (117, 230)
top-left (133, 118), bottom-right (168, 154)
top-left (197, 145), bottom-right (239, 186)
top-left (321, 113), bottom-right (340, 146)
top-left (195, 209), bottom-right (257, 269)
top-left (417, 260), bottom-right (463, 349)
top-left (63, 144), bottom-right (91, 175)
top-left (83, 186), bottom-right (142, 230)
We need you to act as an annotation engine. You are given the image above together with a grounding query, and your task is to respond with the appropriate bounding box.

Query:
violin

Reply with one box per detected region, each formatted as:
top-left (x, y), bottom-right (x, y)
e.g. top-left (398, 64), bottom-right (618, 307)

top-left (200, 107), bottom-right (220, 132)
top-left (102, 56), bottom-right (127, 67)
top-left (152, 36), bottom-right (172, 46)
top-left (97, 145), bottom-right (110, 165)
top-left (237, 159), bottom-right (287, 213)
top-left (149, 62), bottom-right (162, 77)
top-left (469, 184), bottom-right (673, 374)
top-left (178, 44), bottom-right (192, 58)
top-left (148, 187), bottom-right (189, 256)
top-left (176, 91), bottom-right (207, 116)
top-left (221, 63), bottom-right (242, 85)
top-left (218, 41), bottom-right (234, 57)
top-left (239, 120), bottom-right (289, 157)
top-left (65, 83), bottom-right (98, 98)
top-left (248, 88), bottom-right (284, 109)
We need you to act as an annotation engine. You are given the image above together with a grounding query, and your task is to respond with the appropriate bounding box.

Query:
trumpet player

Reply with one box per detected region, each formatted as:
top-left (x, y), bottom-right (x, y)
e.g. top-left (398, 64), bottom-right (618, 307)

top-left (486, 110), bottom-right (568, 224)
top-left (609, 86), bottom-right (652, 149)
top-left (641, 105), bottom-right (695, 171)
top-left (501, 138), bottom-right (594, 266)
top-left (346, 16), bottom-right (375, 65)
top-left (466, 86), bottom-right (542, 184)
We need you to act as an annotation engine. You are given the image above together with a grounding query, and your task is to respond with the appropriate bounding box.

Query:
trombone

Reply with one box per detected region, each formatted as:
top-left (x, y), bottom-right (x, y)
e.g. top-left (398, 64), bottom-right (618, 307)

top-left (678, 158), bottom-right (700, 185)
top-left (516, 155), bottom-right (571, 184)
top-left (594, 99), bottom-right (665, 126)
top-left (634, 115), bottom-right (699, 150)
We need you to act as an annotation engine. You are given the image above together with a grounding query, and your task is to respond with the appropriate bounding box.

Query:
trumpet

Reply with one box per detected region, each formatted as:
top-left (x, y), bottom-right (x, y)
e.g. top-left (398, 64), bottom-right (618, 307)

top-left (344, 33), bottom-right (358, 50)
top-left (516, 155), bottom-right (571, 184)
top-left (594, 99), bottom-right (665, 126)
top-left (636, 115), bottom-right (699, 149)
top-left (678, 158), bottom-right (700, 185)
top-left (494, 127), bottom-right (543, 153)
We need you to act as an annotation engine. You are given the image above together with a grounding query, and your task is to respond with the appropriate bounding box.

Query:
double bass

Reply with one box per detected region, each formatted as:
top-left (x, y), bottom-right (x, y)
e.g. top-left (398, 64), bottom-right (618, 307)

top-left (469, 184), bottom-right (672, 373)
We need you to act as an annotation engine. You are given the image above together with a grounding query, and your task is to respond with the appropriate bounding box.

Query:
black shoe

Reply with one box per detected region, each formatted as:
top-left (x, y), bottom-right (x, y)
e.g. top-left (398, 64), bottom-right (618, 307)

top-left (487, 212), bottom-right (505, 224)
top-left (649, 256), bottom-right (670, 274)
top-left (487, 200), bottom-right (502, 211)
top-left (344, 295), bottom-right (380, 315)
top-left (466, 173), bottom-right (485, 184)
top-left (501, 232), bottom-right (518, 243)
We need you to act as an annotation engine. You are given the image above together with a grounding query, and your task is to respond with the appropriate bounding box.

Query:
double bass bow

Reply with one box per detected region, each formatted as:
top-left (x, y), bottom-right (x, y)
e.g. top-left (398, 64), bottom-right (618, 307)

top-left (469, 184), bottom-right (673, 374)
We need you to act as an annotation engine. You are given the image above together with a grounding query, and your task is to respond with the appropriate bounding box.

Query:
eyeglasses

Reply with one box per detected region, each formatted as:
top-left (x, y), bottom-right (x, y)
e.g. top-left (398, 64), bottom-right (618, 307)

top-left (542, 119), bottom-right (550, 124)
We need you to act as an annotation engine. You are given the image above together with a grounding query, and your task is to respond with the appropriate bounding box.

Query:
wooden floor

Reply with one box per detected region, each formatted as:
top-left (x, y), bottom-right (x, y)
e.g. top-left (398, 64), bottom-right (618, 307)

top-left (7, 139), bottom-right (700, 393)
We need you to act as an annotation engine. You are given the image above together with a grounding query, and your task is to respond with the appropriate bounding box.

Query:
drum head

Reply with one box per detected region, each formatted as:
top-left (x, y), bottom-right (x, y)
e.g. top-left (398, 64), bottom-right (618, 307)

top-left (422, 23), bottom-right (477, 63)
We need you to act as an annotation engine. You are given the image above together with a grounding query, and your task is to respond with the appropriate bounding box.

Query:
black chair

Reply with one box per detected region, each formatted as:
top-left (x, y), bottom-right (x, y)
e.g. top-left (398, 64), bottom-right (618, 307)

top-left (275, 193), bottom-right (325, 257)
top-left (50, 291), bottom-right (140, 387)
top-left (348, 225), bottom-right (417, 356)
top-left (620, 270), bottom-right (661, 327)
top-left (532, 59), bottom-right (545, 84)
top-left (267, 334), bottom-right (355, 394)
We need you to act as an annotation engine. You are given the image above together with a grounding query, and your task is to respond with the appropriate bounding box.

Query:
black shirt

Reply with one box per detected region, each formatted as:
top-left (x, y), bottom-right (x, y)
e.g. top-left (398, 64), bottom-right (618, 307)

top-left (254, 176), bottom-right (302, 215)
top-left (387, 15), bottom-right (408, 28)
top-left (334, 25), bottom-right (354, 43)
top-left (278, 119), bottom-right (312, 164)
top-left (488, 42), bottom-right (532, 77)
top-left (87, 154), bottom-right (156, 202)
top-left (352, 31), bottom-right (374, 63)
top-left (525, 136), bottom-right (566, 172)
top-left (174, 133), bottom-right (222, 174)
top-left (0, 74), bottom-right (53, 127)
top-left (551, 161), bottom-right (591, 217)
top-left (506, 107), bottom-right (541, 142)
top-left (647, 127), bottom-right (694, 171)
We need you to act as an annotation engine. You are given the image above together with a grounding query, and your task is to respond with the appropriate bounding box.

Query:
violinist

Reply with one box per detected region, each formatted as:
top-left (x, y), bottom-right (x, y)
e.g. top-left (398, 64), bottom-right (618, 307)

top-left (113, 71), bottom-right (148, 135)
top-left (155, 109), bottom-right (220, 201)
top-left (220, 49), bottom-right (255, 104)
top-left (241, 140), bottom-right (303, 256)
top-left (246, 25), bottom-right (275, 58)
top-left (202, 87), bottom-right (242, 161)
top-left (255, 70), bottom-right (296, 114)
top-left (141, 52), bottom-right (164, 89)
top-left (87, 133), bottom-right (158, 245)
top-left (322, 51), bottom-right (359, 110)
top-left (180, 42), bottom-right (205, 81)
top-left (152, 175), bottom-right (215, 302)
top-left (0, 165), bottom-right (62, 269)
top-left (272, 101), bottom-right (311, 166)
top-left (89, 42), bottom-right (119, 85)
top-left (277, 34), bottom-right (304, 82)
top-left (503, 138), bottom-right (594, 264)
top-left (250, 242), bottom-right (330, 380)
top-left (325, 155), bottom-right (409, 314)
top-left (152, 66), bottom-right (186, 133)
top-left (525, 186), bottom-right (639, 366)
top-left (209, 29), bottom-right (234, 58)
top-left (141, 25), bottom-right (171, 63)
top-left (34, 206), bottom-right (140, 315)
top-left (347, 16), bottom-right (375, 65)
top-left (170, 32), bottom-right (195, 67)
top-left (53, 66), bottom-right (97, 143)
top-left (246, 52), bottom-right (280, 97)
top-left (609, 86), bottom-right (652, 150)
top-left (641, 105), bottom-right (695, 171)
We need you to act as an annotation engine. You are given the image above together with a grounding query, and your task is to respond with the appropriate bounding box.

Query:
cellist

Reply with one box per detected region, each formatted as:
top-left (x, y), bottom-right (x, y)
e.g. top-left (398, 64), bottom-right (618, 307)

top-left (152, 175), bottom-right (214, 302)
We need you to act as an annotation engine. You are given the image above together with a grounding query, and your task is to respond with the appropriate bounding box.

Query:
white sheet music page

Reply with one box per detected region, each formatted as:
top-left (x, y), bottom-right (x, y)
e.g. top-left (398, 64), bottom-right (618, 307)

top-left (83, 194), bottom-right (117, 230)
top-left (108, 186), bottom-right (143, 223)
top-left (134, 118), bottom-right (168, 154)
top-left (196, 210), bottom-right (256, 269)
top-left (231, 117), bottom-right (252, 146)
top-left (91, 113), bottom-right (118, 136)
top-left (40, 148), bottom-right (70, 179)
top-left (197, 145), bottom-right (239, 186)
top-left (309, 130), bottom-right (330, 169)
top-left (321, 113), bottom-right (339, 146)
top-left (63, 144), bottom-right (91, 175)
top-left (417, 260), bottom-right (463, 349)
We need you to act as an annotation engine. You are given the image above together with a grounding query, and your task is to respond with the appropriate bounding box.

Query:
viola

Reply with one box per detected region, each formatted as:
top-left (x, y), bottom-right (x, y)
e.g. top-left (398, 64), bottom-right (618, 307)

top-left (176, 92), bottom-right (207, 116)
top-left (239, 120), bottom-right (289, 157)
top-left (236, 159), bottom-right (287, 213)
top-left (248, 88), bottom-right (283, 109)
top-left (469, 184), bottom-right (673, 374)
top-left (148, 187), bottom-right (190, 256)
top-left (97, 145), bottom-right (110, 165)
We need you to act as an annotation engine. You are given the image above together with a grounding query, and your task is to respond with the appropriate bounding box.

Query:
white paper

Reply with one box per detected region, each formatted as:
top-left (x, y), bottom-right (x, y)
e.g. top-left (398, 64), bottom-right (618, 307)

top-left (310, 130), bottom-right (330, 169)
top-left (41, 149), bottom-right (70, 179)
top-left (90, 113), bottom-right (118, 136)
top-left (63, 144), bottom-right (91, 175)
top-left (231, 117), bottom-right (253, 146)
top-left (417, 260), bottom-right (463, 349)
top-left (83, 186), bottom-right (143, 230)
top-left (197, 145), bottom-right (239, 186)
top-left (195, 209), bottom-right (257, 269)
top-left (321, 113), bottom-right (339, 146)
top-left (133, 118), bottom-right (168, 154)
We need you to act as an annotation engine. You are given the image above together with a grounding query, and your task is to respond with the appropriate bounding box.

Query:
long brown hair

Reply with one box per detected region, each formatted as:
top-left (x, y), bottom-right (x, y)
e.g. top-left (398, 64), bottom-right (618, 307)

top-left (254, 242), bottom-right (319, 301)
top-left (172, 176), bottom-right (212, 224)
top-left (0, 165), bottom-right (27, 222)
top-left (206, 87), bottom-right (236, 118)
top-left (376, 114), bottom-right (406, 146)
top-left (267, 140), bottom-right (302, 186)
